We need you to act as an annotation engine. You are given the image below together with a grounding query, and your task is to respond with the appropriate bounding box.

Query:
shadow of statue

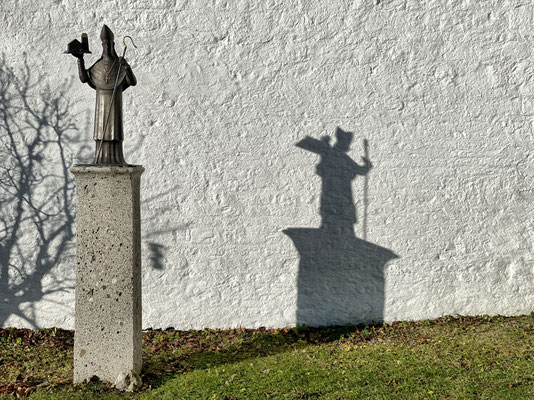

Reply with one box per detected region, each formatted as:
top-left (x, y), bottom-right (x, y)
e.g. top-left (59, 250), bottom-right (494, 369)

top-left (284, 127), bottom-right (398, 326)
top-left (0, 56), bottom-right (89, 328)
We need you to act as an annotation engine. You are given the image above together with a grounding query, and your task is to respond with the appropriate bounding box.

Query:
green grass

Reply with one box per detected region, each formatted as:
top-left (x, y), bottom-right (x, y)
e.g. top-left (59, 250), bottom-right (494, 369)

top-left (1, 315), bottom-right (534, 399)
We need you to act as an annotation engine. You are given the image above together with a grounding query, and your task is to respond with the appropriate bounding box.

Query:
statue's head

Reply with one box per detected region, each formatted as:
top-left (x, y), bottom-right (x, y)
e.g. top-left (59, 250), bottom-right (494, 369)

top-left (334, 127), bottom-right (353, 152)
top-left (100, 25), bottom-right (116, 57)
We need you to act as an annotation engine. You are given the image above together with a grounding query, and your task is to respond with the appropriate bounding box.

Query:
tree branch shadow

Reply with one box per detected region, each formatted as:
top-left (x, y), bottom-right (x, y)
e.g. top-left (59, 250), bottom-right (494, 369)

top-left (0, 55), bottom-right (90, 328)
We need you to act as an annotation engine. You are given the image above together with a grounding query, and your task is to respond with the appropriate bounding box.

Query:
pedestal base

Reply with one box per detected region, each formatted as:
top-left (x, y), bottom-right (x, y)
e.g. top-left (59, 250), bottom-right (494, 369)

top-left (71, 165), bottom-right (144, 385)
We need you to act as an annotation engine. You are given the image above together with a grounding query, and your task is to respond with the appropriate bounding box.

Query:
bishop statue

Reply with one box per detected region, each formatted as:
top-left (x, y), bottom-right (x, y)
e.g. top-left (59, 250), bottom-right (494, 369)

top-left (68, 24), bottom-right (136, 165)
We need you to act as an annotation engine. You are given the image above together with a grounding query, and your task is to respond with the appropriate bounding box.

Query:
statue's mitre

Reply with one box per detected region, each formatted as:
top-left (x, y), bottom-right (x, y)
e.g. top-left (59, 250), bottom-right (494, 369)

top-left (335, 127), bottom-right (353, 143)
top-left (100, 25), bottom-right (114, 42)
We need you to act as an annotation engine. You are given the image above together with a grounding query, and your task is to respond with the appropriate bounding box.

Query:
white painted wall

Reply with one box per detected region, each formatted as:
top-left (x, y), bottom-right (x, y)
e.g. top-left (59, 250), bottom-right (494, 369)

top-left (1, 0), bottom-right (533, 329)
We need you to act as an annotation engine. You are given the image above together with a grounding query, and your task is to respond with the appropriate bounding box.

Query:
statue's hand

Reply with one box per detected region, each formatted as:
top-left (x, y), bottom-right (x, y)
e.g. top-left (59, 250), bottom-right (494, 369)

top-left (117, 57), bottom-right (128, 67)
top-left (72, 51), bottom-right (84, 60)
top-left (362, 156), bottom-right (373, 171)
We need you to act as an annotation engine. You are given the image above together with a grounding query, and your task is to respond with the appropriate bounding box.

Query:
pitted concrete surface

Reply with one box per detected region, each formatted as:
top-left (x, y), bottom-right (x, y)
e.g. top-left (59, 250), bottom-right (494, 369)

top-left (71, 165), bottom-right (143, 383)
top-left (1, 0), bottom-right (533, 329)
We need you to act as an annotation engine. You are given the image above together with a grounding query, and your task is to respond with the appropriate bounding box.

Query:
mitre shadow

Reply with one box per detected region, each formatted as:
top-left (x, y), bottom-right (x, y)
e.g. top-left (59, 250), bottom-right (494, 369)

top-left (284, 128), bottom-right (398, 326)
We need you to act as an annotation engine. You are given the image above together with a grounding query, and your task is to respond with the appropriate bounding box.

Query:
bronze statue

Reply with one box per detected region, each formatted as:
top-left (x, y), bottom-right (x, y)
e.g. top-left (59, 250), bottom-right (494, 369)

top-left (67, 25), bottom-right (136, 165)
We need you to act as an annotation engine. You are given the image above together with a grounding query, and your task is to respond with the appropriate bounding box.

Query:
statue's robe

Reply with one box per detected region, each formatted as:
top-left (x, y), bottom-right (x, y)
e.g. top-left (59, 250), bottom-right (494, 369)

top-left (316, 148), bottom-right (365, 232)
top-left (86, 56), bottom-right (135, 163)
top-left (296, 136), bottom-right (368, 233)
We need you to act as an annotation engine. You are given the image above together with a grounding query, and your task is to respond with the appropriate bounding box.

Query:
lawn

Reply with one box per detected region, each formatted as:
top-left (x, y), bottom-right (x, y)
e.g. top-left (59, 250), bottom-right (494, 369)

top-left (1, 314), bottom-right (533, 399)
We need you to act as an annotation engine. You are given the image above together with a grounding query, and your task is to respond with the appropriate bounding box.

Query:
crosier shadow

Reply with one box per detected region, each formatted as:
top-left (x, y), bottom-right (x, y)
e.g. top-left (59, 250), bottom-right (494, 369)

top-left (284, 127), bottom-right (398, 327)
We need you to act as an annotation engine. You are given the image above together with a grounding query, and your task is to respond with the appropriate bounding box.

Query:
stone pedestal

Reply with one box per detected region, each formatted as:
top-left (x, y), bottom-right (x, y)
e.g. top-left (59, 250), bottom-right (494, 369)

top-left (71, 165), bottom-right (144, 385)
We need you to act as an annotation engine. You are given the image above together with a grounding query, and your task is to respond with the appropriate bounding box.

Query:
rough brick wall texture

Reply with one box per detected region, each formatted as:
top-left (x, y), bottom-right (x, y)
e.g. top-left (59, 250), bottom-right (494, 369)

top-left (1, 0), bottom-right (533, 329)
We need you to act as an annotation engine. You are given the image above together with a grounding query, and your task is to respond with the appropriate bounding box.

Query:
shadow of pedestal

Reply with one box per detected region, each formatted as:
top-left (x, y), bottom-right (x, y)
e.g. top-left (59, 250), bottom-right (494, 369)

top-left (284, 227), bottom-right (398, 326)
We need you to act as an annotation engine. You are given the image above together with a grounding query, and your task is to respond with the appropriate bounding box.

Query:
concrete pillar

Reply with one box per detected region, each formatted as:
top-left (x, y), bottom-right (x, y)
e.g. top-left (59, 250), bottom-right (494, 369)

top-left (71, 165), bottom-right (144, 386)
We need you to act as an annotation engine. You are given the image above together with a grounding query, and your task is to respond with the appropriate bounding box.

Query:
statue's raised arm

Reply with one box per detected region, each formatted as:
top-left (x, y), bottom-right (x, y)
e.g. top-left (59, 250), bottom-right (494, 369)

top-left (296, 136), bottom-right (332, 155)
